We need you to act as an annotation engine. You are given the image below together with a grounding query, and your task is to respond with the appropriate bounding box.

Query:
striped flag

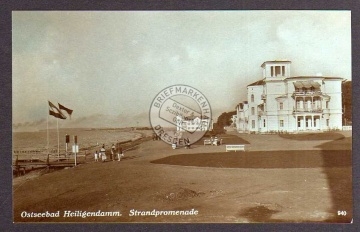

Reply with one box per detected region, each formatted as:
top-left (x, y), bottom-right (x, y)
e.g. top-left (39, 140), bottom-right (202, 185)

top-left (48, 101), bottom-right (66, 119)
top-left (58, 103), bottom-right (73, 119)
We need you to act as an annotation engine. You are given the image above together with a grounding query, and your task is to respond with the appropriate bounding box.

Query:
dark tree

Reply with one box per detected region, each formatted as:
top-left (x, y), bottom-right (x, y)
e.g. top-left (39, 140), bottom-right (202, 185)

top-left (207, 111), bottom-right (236, 136)
top-left (342, 81), bottom-right (352, 125)
top-left (211, 122), bottom-right (225, 135)
top-left (216, 111), bottom-right (237, 128)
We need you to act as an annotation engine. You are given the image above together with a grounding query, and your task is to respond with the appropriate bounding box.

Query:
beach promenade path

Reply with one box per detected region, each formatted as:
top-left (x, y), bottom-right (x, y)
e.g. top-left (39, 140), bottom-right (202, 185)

top-left (13, 131), bottom-right (352, 223)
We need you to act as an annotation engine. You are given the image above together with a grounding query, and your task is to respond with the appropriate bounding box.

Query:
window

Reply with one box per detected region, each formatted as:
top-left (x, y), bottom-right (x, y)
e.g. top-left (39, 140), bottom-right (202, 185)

top-left (251, 94), bottom-right (254, 102)
top-left (307, 100), bottom-right (311, 110)
top-left (326, 101), bottom-right (329, 109)
top-left (251, 107), bottom-right (255, 115)
top-left (252, 120), bottom-right (255, 129)
top-left (282, 66), bottom-right (285, 76)
top-left (280, 120), bottom-right (284, 127)
top-left (279, 102), bottom-right (283, 110)
top-left (275, 66), bottom-right (281, 76)
top-left (297, 118), bottom-right (301, 127)
top-left (300, 100), bottom-right (304, 109)
top-left (263, 119), bottom-right (266, 127)
top-left (326, 119), bottom-right (329, 127)
top-left (271, 67), bottom-right (274, 77)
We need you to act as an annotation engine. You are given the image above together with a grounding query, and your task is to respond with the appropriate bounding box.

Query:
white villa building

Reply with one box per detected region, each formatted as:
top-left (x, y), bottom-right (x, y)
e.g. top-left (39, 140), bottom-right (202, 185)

top-left (176, 115), bottom-right (213, 132)
top-left (230, 115), bottom-right (237, 127)
top-left (236, 60), bottom-right (343, 133)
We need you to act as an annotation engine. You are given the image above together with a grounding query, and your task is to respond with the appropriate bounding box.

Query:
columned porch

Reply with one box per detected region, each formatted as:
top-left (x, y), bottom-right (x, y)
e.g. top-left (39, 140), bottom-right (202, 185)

top-left (295, 114), bottom-right (322, 131)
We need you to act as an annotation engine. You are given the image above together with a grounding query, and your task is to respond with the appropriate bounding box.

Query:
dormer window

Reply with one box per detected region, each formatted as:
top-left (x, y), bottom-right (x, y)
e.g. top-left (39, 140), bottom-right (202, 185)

top-left (271, 66), bottom-right (285, 77)
top-left (264, 61), bottom-right (290, 78)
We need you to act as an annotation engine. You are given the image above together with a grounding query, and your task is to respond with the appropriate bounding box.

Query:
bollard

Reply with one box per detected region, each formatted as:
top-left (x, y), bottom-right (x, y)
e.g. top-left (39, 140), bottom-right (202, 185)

top-left (47, 154), bottom-right (50, 167)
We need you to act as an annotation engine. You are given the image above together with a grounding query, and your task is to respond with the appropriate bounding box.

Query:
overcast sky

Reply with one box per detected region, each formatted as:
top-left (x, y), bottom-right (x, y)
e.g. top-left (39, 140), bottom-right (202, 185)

top-left (12, 11), bottom-right (351, 128)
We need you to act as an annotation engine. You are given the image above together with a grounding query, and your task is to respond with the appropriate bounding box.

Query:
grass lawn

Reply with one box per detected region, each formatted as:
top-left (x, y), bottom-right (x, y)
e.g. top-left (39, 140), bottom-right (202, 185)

top-left (151, 150), bottom-right (351, 168)
top-left (278, 132), bottom-right (345, 141)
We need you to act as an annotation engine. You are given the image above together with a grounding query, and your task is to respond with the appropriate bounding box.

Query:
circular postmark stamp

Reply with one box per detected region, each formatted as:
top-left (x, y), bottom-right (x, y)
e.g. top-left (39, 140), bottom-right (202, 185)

top-left (149, 84), bottom-right (212, 146)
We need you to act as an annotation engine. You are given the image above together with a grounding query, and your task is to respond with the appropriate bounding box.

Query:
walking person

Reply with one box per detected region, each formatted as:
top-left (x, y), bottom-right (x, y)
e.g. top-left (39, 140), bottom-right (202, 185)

top-left (117, 146), bottom-right (123, 162)
top-left (185, 138), bottom-right (191, 149)
top-left (100, 144), bottom-right (106, 162)
top-left (111, 144), bottom-right (116, 161)
top-left (94, 150), bottom-right (99, 162)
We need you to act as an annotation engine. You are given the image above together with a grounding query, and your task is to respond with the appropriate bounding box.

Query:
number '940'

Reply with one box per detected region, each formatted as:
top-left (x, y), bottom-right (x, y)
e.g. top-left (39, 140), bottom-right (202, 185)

top-left (337, 211), bottom-right (347, 216)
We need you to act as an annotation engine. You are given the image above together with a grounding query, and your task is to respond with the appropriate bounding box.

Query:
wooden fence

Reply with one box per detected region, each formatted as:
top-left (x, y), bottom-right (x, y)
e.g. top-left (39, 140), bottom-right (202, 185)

top-left (12, 149), bottom-right (88, 177)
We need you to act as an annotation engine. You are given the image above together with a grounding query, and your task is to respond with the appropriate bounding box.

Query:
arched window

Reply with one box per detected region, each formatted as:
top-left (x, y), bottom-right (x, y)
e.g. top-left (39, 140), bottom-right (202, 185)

top-left (251, 94), bottom-right (254, 102)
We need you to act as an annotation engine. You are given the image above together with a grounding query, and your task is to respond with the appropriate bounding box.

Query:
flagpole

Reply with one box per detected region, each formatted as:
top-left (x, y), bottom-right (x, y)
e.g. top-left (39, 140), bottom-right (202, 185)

top-left (47, 110), bottom-right (49, 155)
top-left (57, 117), bottom-right (59, 161)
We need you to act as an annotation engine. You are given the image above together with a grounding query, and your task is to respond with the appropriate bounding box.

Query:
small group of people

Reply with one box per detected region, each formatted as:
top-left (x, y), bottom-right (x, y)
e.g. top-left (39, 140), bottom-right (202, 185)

top-left (94, 143), bottom-right (124, 162)
top-left (152, 133), bottom-right (160, 141)
top-left (210, 136), bottom-right (222, 146)
top-left (171, 138), bottom-right (191, 149)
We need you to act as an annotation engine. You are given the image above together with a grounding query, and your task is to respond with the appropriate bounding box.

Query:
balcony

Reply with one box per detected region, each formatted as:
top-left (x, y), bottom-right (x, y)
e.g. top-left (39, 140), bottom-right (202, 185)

top-left (292, 91), bottom-right (322, 97)
top-left (293, 106), bottom-right (322, 114)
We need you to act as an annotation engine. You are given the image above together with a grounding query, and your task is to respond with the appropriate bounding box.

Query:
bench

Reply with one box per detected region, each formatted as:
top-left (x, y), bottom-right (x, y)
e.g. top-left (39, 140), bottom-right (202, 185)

top-left (204, 140), bottom-right (212, 145)
top-left (226, 145), bottom-right (245, 152)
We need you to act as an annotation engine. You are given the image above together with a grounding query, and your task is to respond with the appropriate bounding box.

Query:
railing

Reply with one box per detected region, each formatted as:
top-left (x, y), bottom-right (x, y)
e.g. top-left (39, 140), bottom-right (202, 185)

top-left (13, 152), bottom-right (86, 162)
top-left (293, 91), bottom-right (322, 96)
top-left (226, 145), bottom-right (245, 152)
top-left (293, 107), bottom-right (322, 113)
top-left (342, 126), bottom-right (352, 131)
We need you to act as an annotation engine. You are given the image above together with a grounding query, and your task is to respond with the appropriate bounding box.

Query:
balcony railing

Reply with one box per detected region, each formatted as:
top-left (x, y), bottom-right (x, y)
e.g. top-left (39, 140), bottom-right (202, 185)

top-left (293, 106), bottom-right (322, 114)
top-left (293, 91), bottom-right (322, 96)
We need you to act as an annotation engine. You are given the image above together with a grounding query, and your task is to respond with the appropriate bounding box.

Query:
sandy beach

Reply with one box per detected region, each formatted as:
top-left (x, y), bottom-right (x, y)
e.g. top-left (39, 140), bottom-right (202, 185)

top-left (13, 131), bottom-right (352, 223)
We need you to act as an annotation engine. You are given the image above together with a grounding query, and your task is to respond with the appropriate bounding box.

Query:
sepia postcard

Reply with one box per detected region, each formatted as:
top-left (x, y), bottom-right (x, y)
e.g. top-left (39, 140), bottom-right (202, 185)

top-left (11, 10), bottom-right (352, 224)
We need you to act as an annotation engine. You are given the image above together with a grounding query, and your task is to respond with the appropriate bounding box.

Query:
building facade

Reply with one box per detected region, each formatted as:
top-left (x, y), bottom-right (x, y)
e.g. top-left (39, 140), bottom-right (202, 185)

top-left (176, 115), bottom-right (213, 132)
top-left (236, 60), bottom-right (343, 133)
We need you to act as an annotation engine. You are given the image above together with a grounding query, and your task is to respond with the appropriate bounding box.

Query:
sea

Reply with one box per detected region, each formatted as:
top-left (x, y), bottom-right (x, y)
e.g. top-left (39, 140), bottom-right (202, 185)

top-left (13, 128), bottom-right (146, 152)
